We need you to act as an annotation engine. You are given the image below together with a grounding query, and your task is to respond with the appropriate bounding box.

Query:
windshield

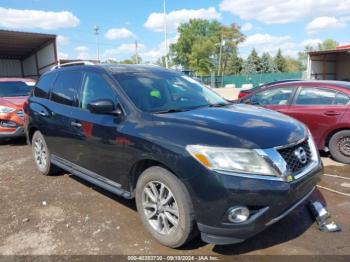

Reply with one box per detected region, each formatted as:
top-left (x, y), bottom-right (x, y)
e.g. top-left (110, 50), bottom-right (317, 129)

top-left (0, 82), bottom-right (32, 97)
top-left (114, 71), bottom-right (228, 113)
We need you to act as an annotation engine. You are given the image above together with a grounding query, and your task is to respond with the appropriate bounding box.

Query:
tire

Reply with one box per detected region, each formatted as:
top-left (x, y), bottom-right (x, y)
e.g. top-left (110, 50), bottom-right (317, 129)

top-left (329, 130), bottom-right (350, 164)
top-left (135, 166), bottom-right (197, 248)
top-left (31, 131), bottom-right (60, 176)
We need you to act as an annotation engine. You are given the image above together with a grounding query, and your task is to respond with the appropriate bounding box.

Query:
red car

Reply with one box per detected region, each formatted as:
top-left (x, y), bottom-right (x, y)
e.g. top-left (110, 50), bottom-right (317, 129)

top-left (0, 78), bottom-right (35, 139)
top-left (239, 80), bottom-right (350, 164)
top-left (238, 80), bottom-right (301, 99)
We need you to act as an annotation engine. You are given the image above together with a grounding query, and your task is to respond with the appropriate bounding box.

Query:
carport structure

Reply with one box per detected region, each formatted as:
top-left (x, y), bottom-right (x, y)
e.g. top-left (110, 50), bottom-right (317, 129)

top-left (307, 46), bottom-right (350, 81)
top-left (0, 30), bottom-right (58, 79)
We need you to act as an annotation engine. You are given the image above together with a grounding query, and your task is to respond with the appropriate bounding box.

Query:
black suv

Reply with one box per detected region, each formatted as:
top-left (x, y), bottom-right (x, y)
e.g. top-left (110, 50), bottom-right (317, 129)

top-left (24, 64), bottom-right (323, 248)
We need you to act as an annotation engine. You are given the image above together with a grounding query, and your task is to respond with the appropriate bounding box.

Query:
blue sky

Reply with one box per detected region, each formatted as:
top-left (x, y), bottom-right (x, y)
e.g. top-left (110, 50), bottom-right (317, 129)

top-left (0, 0), bottom-right (349, 62)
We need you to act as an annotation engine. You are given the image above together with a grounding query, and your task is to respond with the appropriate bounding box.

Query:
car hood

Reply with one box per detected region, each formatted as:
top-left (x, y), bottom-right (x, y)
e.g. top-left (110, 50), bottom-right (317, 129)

top-left (152, 104), bottom-right (306, 149)
top-left (0, 96), bottom-right (27, 108)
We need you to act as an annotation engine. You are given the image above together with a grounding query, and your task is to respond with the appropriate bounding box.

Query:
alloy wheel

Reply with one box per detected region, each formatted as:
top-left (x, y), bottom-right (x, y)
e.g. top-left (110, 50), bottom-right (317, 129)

top-left (142, 181), bottom-right (179, 235)
top-left (34, 137), bottom-right (47, 170)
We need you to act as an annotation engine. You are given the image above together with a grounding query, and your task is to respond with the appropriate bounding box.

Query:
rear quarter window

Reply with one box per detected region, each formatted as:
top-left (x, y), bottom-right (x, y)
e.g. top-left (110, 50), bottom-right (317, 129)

top-left (34, 73), bottom-right (57, 98)
top-left (51, 71), bottom-right (82, 106)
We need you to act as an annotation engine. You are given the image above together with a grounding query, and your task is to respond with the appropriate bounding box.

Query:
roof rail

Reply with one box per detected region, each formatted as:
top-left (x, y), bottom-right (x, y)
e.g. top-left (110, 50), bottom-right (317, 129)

top-left (51, 61), bottom-right (96, 70)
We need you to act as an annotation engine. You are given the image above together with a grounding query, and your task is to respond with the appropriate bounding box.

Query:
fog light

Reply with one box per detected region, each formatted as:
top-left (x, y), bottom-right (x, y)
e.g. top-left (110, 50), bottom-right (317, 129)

top-left (228, 206), bottom-right (250, 223)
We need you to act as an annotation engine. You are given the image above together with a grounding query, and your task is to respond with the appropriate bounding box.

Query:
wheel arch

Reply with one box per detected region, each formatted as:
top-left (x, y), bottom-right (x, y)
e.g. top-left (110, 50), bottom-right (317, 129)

top-left (128, 158), bottom-right (177, 194)
top-left (325, 127), bottom-right (350, 149)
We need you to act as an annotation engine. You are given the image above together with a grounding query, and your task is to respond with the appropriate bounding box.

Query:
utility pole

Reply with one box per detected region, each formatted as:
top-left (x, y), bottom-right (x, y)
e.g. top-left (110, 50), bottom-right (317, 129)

top-left (135, 40), bottom-right (139, 64)
top-left (163, 0), bottom-right (168, 68)
top-left (217, 34), bottom-right (223, 76)
top-left (94, 25), bottom-right (100, 62)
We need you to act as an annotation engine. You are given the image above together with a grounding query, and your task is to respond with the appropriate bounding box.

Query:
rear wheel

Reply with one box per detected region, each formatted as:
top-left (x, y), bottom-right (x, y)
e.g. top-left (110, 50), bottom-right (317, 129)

top-left (32, 131), bottom-right (60, 176)
top-left (329, 130), bottom-right (350, 164)
top-left (135, 166), bottom-right (197, 248)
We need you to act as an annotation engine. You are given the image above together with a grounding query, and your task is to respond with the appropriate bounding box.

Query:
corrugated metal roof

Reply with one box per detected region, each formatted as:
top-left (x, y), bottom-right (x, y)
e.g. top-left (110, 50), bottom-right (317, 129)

top-left (308, 48), bottom-right (350, 56)
top-left (0, 29), bottom-right (56, 59)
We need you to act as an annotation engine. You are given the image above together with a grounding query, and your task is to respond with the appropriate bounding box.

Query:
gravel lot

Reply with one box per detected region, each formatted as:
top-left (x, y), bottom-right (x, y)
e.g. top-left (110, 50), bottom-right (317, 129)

top-left (0, 138), bottom-right (349, 256)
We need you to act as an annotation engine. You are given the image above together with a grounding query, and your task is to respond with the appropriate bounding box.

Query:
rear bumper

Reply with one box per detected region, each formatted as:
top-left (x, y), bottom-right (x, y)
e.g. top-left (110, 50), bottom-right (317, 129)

top-left (0, 127), bottom-right (25, 139)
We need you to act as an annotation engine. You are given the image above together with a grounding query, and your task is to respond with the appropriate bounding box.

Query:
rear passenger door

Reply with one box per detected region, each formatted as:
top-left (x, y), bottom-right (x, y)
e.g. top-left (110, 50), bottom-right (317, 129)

top-left (46, 70), bottom-right (83, 160)
top-left (287, 87), bottom-right (350, 147)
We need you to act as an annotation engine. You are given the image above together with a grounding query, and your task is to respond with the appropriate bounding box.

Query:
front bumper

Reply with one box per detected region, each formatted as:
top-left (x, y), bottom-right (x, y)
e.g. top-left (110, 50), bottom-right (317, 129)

top-left (0, 126), bottom-right (25, 139)
top-left (183, 160), bottom-right (323, 245)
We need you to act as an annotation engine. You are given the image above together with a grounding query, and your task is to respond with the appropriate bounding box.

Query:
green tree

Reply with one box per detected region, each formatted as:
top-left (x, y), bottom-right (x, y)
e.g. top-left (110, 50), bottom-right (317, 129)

top-left (119, 58), bottom-right (134, 64)
top-left (274, 49), bottom-right (287, 72)
top-left (242, 49), bottom-right (261, 74)
top-left (285, 56), bottom-right (303, 72)
top-left (297, 45), bottom-right (314, 71)
top-left (170, 19), bottom-right (244, 75)
top-left (219, 24), bottom-right (245, 75)
top-left (131, 54), bottom-right (142, 64)
top-left (188, 38), bottom-right (214, 75)
top-left (225, 49), bottom-right (243, 75)
top-left (318, 38), bottom-right (339, 51)
top-left (260, 52), bottom-right (276, 73)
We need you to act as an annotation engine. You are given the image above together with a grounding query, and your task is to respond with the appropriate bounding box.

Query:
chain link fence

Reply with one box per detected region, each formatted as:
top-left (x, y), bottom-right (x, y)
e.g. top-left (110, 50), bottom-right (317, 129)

top-left (201, 72), bottom-right (303, 88)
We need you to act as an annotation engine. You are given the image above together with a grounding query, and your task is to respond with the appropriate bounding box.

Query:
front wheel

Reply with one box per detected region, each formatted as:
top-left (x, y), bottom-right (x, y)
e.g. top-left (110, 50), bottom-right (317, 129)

top-left (135, 166), bottom-right (197, 248)
top-left (329, 130), bottom-right (350, 164)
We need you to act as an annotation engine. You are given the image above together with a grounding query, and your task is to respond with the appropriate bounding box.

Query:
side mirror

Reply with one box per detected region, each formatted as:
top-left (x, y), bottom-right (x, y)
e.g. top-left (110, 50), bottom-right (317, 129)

top-left (250, 99), bottom-right (260, 105)
top-left (87, 99), bottom-right (121, 115)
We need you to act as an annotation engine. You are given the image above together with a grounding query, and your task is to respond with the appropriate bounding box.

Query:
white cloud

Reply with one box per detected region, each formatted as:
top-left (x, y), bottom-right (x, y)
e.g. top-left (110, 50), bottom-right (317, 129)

top-left (240, 33), bottom-right (298, 57)
top-left (219, 0), bottom-right (350, 24)
top-left (300, 38), bottom-right (322, 48)
top-left (0, 7), bottom-right (79, 30)
top-left (58, 52), bottom-right (69, 59)
top-left (140, 35), bottom-right (179, 62)
top-left (57, 35), bottom-right (69, 46)
top-left (105, 28), bottom-right (136, 40)
top-left (77, 52), bottom-right (92, 60)
top-left (241, 22), bottom-right (253, 32)
top-left (75, 46), bottom-right (89, 52)
top-left (102, 43), bottom-right (146, 59)
top-left (144, 7), bottom-right (221, 32)
top-left (306, 16), bottom-right (346, 34)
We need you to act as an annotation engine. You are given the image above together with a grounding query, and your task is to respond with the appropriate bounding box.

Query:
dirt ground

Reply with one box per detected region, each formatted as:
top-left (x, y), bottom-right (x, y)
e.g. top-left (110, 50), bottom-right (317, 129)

top-left (0, 138), bottom-right (349, 256)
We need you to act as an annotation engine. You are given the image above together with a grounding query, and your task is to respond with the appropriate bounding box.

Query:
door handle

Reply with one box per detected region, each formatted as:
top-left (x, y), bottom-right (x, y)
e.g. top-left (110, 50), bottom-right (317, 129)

top-left (71, 121), bottom-right (82, 128)
top-left (38, 111), bottom-right (48, 117)
top-left (324, 111), bottom-right (341, 116)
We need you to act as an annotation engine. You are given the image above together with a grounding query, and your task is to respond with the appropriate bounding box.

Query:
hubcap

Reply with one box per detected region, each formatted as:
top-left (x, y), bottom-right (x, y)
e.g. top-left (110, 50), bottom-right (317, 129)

top-left (142, 181), bottom-right (179, 235)
top-left (338, 136), bottom-right (350, 157)
top-left (33, 137), bottom-right (47, 170)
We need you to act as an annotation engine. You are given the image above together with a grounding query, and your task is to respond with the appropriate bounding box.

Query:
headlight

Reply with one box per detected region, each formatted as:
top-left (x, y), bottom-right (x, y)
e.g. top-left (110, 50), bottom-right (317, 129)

top-left (0, 105), bottom-right (16, 114)
top-left (307, 129), bottom-right (319, 162)
top-left (186, 145), bottom-right (279, 177)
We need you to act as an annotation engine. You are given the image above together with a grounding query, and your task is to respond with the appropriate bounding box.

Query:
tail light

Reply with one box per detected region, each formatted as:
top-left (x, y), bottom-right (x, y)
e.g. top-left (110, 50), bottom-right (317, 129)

top-left (23, 99), bottom-right (29, 112)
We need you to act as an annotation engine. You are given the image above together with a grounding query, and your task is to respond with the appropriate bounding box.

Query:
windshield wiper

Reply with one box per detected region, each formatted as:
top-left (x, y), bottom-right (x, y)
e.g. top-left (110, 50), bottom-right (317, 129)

top-left (208, 102), bottom-right (231, 108)
top-left (153, 108), bottom-right (188, 114)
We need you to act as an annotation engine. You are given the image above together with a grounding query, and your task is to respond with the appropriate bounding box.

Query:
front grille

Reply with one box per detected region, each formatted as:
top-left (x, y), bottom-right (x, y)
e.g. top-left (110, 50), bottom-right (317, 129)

top-left (278, 139), bottom-right (312, 174)
top-left (16, 110), bottom-right (24, 119)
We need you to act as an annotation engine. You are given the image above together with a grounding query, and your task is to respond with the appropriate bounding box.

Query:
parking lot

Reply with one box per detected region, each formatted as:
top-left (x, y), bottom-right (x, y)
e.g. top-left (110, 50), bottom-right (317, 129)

top-left (0, 138), bottom-right (349, 256)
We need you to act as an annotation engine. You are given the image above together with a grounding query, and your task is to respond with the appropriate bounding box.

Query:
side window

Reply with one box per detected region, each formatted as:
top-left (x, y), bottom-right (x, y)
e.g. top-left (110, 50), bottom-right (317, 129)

top-left (295, 88), bottom-right (337, 105)
top-left (34, 73), bottom-right (56, 98)
top-left (253, 87), bottom-right (294, 106)
top-left (80, 71), bottom-right (117, 109)
top-left (51, 71), bottom-right (82, 106)
top-left (334, 93), bottom-right (350, 105)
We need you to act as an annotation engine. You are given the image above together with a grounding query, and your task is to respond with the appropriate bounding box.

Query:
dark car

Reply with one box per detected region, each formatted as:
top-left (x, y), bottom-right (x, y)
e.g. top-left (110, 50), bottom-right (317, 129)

top-left (24, 64), bottom-right (322, 248)
top-left (239, 80), bottom-right (350, 164)
top-left (238, 80), bottom-right (301, 99)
